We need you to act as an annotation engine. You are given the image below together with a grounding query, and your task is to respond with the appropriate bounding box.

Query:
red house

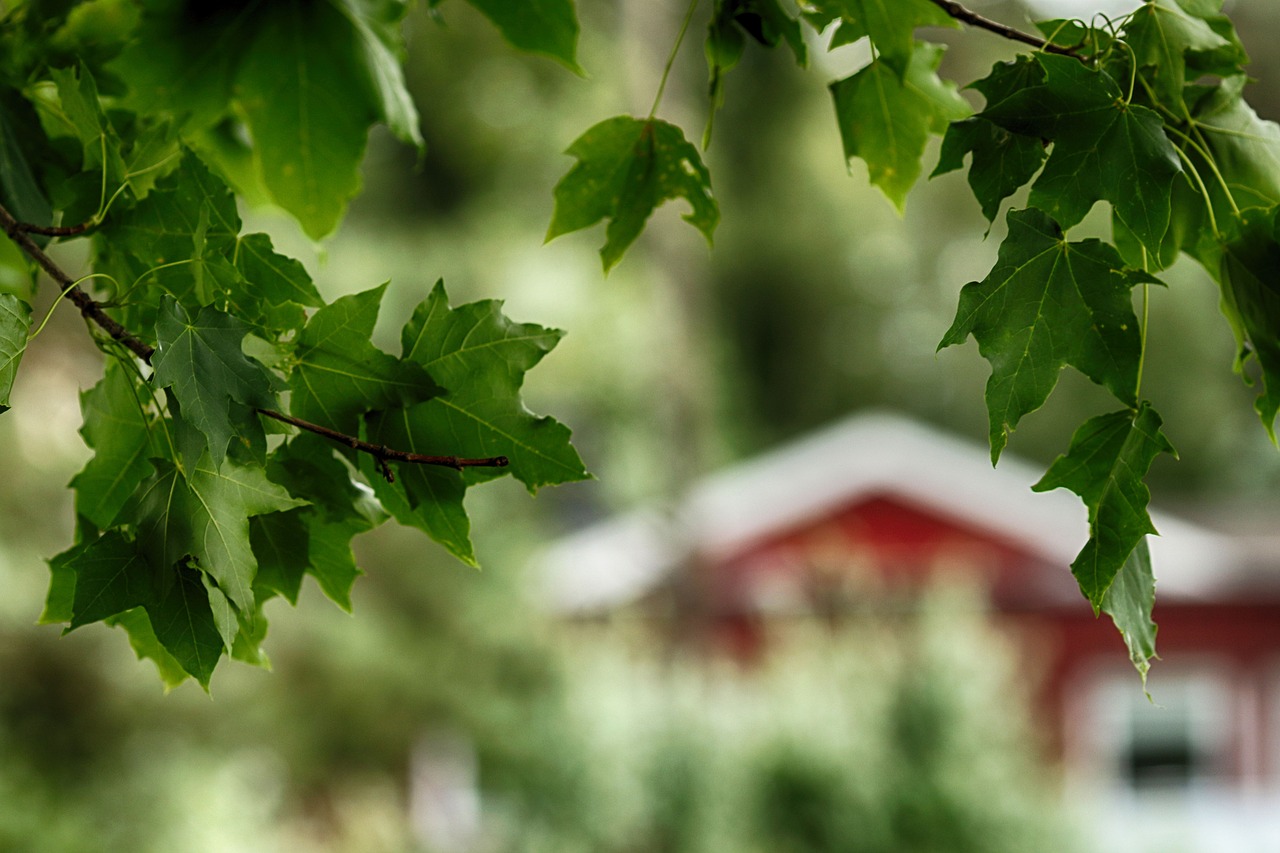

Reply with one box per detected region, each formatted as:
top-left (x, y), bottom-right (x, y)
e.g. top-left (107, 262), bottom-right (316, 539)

top-left (538, 412), bottom-right (1280, 850)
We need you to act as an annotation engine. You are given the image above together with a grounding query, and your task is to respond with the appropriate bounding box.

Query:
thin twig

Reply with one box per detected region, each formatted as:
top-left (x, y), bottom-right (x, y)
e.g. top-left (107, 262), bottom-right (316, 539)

top-left (14, 221), bottom-right (92, 237)
top-left (0, 202), bottom-right (155, 361)
top-left (255, 409), bottom-right (508, 482)
top-left (0, 201), bottom-right (512, 478)
top-left (927, 0), bottom-right (1084, 59)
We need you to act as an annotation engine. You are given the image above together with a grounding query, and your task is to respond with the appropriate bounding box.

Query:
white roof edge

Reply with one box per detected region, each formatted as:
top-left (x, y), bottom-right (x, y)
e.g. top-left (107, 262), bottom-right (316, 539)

top-left (534, 411), bottom-right (1252, 612)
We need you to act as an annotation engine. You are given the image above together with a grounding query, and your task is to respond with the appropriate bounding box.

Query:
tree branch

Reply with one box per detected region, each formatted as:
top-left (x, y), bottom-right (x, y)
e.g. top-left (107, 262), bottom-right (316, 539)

top-left (0, 203), bottom-right (156, 362)
top-left (13, 221), bottom-right (92, 237)
top-left (256, 409), bottom-right (508, 481)
top-left (0, 202), bottom-right (510, 479)
top-left (927, 0), bottom-right (1083, 59)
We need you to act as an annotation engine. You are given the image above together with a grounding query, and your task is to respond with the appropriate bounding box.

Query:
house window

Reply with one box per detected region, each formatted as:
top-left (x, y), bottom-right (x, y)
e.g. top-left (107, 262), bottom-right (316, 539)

top-left (1081, 667), bottom-right (1233, 795)
top-left (1124, 694), bottom-right (1202, 790)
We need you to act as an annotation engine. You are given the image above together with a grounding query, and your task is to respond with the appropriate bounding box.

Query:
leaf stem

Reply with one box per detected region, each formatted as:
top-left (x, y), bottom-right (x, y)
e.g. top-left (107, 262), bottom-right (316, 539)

top-left (650, 0), bottom-right (700, 119)
top-left (1170, 145), bottom-right (1219, 237)
top-left (1135, 247), bottom-right (1149, 400)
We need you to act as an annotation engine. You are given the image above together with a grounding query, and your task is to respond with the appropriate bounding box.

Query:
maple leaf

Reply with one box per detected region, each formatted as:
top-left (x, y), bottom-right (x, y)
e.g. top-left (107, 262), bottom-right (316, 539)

top-left (831, 43), bottom-right (970, 210)
top-left (548, 116), bottom-right (718, 271)
top-left (1033, 404), bottom-right (1175, 610)
top-left (1124, 0), bottom-right (1233, 109)
top-left (933, 57), bottom-right (1047, 222)
top-left (364, 404), bottom-right (475, 566)
top-left (1102, 537), bottom-right (1158, 682)
top-left (400, 281), bottom-right (589, 492)
top-left (939, 208), bottom-right (1152, 462)
top-left (360, 282), bottom-right (589, 565)
top-left (60, 531), bottom-right (153, 630)
top-left (981, 54), bottom-right (1182, 256)
top-left (152, 296), bottom-right (280, 466)
top-left (1219, 205), bottom-right (1280, 439)
top-left (235, 1), bottom-right (379, 238)
top-left (804, 0), bottom-right (956, 77)
top-left (261, 434), bottom-right (385, 610)
top-left (289, 283), bottom-right (440, 436)
top-left (70, 363), bottom-right (165, 529)
top-left (134, 455), bottom-right (305, 615)
top-left (455, 0), bottom-right (582, 72)
top-left (146, 564), bottom-right (225, 689)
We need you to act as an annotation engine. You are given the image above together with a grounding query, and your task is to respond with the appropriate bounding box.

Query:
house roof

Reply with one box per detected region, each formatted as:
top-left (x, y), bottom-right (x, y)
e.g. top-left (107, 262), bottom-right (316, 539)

top-left (535, 411), bottom-right (1270, 614)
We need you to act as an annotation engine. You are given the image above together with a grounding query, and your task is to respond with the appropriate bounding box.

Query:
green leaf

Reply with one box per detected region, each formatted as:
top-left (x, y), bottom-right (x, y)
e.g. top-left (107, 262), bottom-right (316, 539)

top-left (548, 116), bottom-right (718, 272)
top-left (134, 455), bottom-right (305, 615)
top-left (1219, 205), bottom-right (1280, 438)
top-left (70, 363), bottom-right (164, 529)
top-left (1101, 536), bottom-right (1158, 681)
top-left (305, 513), bottom-right (370, 610)
top-left (364, 405), bottom-right (475, 565)
top-left (830, 43), bottom-right (971, 211)
top-left (460, 0), bottom-right (582, 72)
top-left (250, 508), bottom-right (310, 605)
top-left (933, 118), bottom-right (1045, 223)
top-left (815, 0), bottom-right (956, 77)
top-left (1124, 0), bottom-right (1233, 109)
top-left (40, 540), bottom-right (82, 625)
top-left (939, 208), bottom-right (1150, 462)
top-left (64, 531), bottom-right (153, 629)
top-left (107, 607), bottom-right (190, 691)
top-left (0, 293), bottom-right (31, 413)
top-left (289, 283), bottom-right (440, 436)
top-left (932, 57), bottom-right (1047, 223)
top-left (268, 433), bottom-right (382, 609)
top-left (201, 573), bottom-right (238, 654)
top-left (981, 53), bottom-right (1182, 255)
top-left (331, 0), bottom-right (424, 148)
top-left (49, 63), bottom-right (126, 189)
top-left (152, 296), bottom-right (279, 466)
top-left (1033, 403), bottom-right (1175, 610)
top-left (109, 3), bottom-right (259, 132)
top-left (231, 602), bottom-right (271, 668)
top-left (400, 280), bottom-right (589, 491)
top-left (144, 563), bottom-right (224, 689)
top-left (233, 232), bottom-right (324, 331)
top-left (235, 0), bottom-right (380, 238)
top-left (1190, 75), bottom-right (1280, 217)
top-left (0, 95), bottom-right (53, 228)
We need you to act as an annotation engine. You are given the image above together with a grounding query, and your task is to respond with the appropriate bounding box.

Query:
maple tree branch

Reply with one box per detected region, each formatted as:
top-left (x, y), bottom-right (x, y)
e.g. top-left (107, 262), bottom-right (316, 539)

top-left (12, 220), bottom-right (92, 237)
top-left (0, 202), bottom-right (510, 479)
top-left (927, 0), bottom-right (1083, 58)
top-left (255, 409), bottom-right (508, 481)
top-left (0, 202), bottom-right (156, 362)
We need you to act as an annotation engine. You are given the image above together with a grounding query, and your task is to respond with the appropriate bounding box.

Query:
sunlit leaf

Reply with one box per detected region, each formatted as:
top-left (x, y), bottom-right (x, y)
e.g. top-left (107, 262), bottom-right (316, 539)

top-left (831, 43), bottom-right (970, 210)
top-left (548, 116), bottom-right (718, 271)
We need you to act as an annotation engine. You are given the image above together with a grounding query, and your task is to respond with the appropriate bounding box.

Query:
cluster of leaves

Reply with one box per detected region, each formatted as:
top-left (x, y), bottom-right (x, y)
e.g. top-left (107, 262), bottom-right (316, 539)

top-left (0, 0), bottom-right (587, 688)
top-left (3, 0), bottom-right (1278, 687)
top-left (540, 0), bottom-right (1280, 680)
